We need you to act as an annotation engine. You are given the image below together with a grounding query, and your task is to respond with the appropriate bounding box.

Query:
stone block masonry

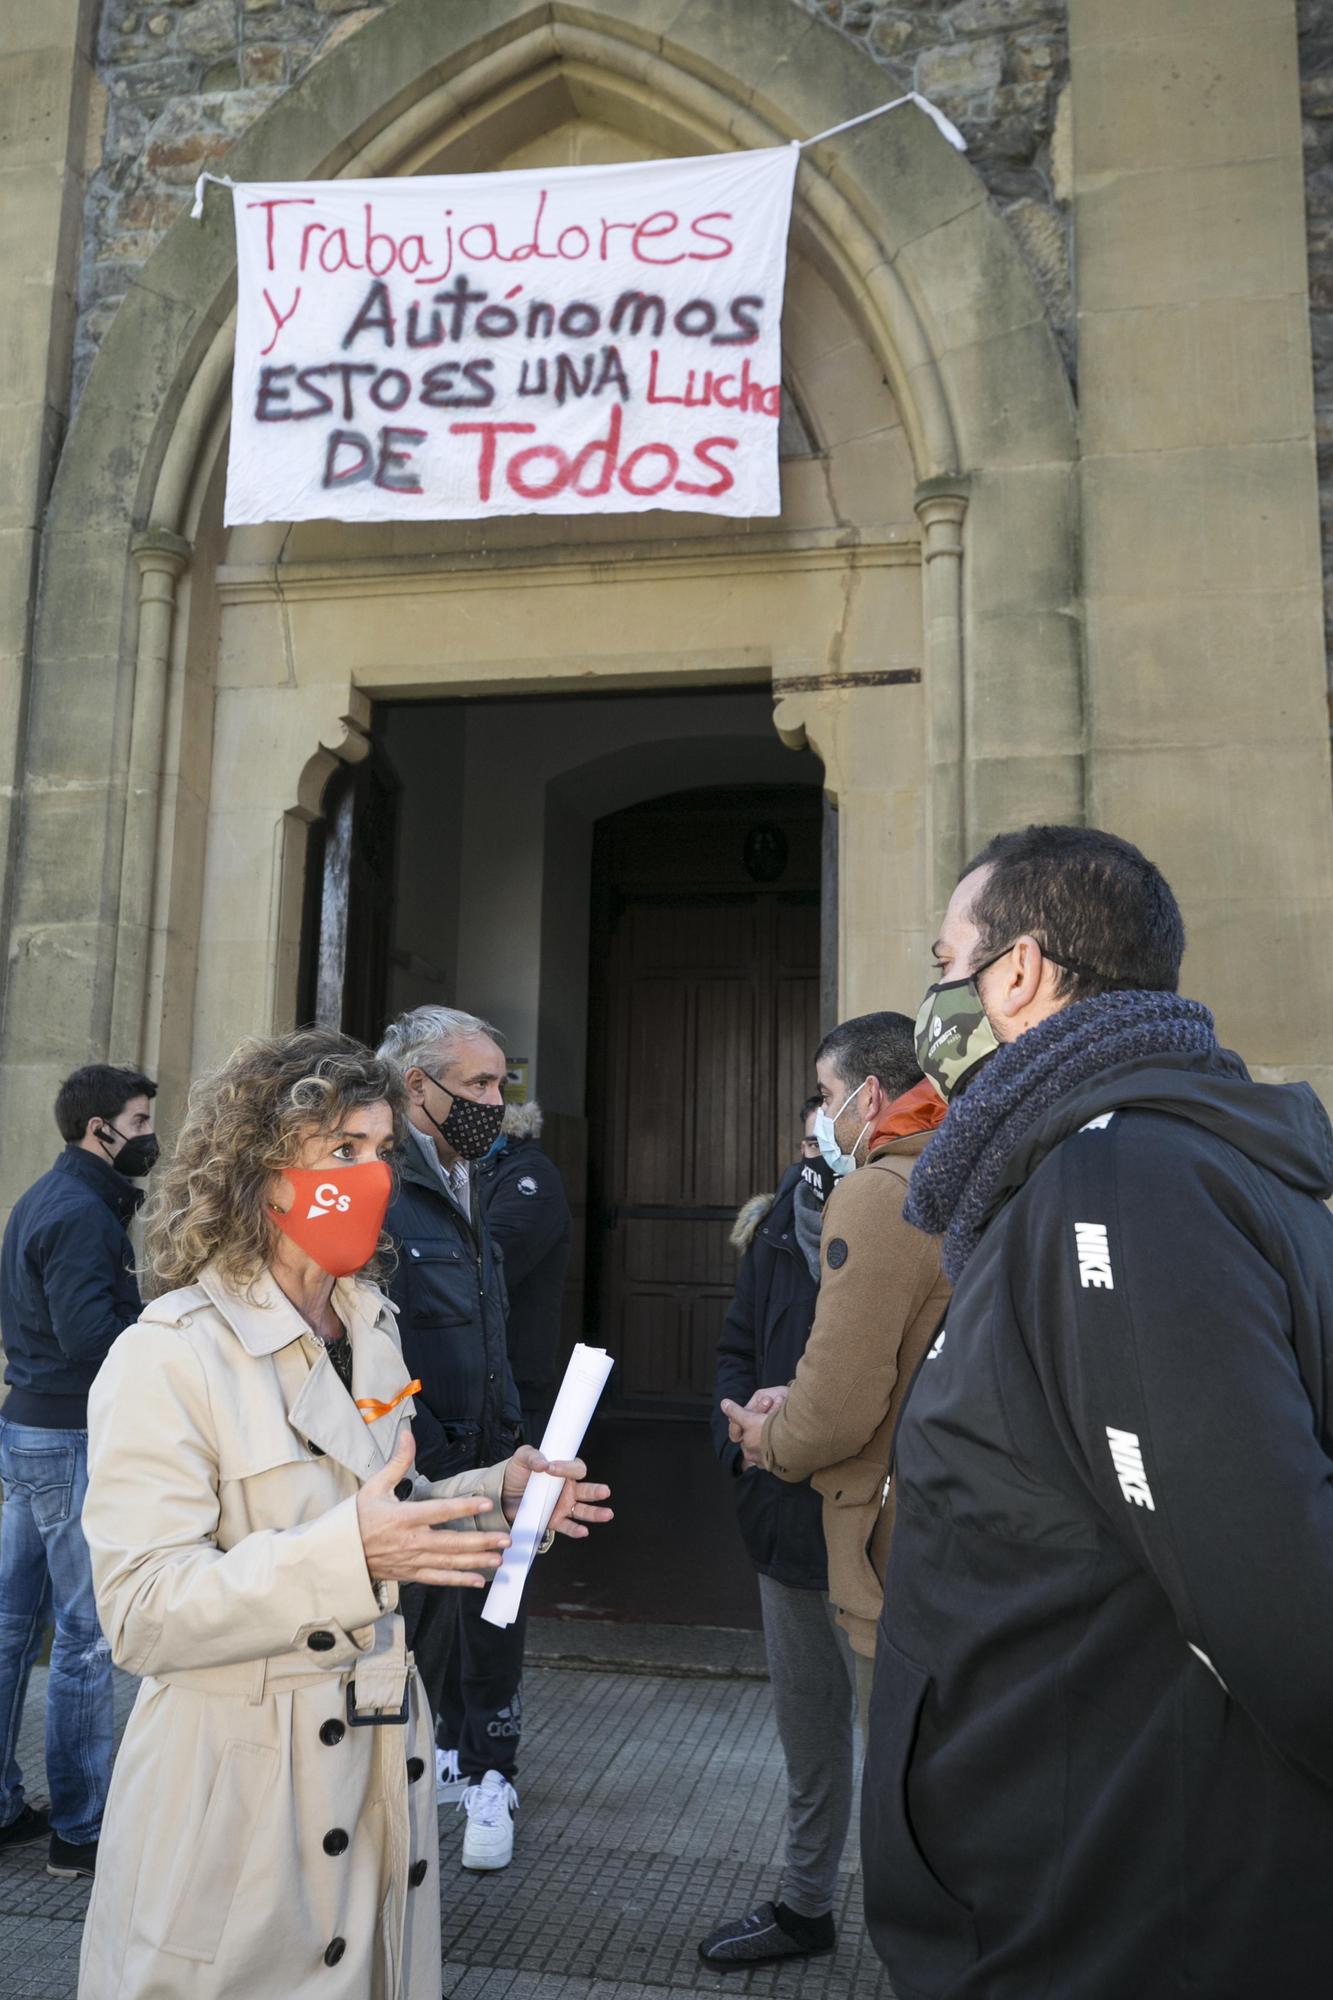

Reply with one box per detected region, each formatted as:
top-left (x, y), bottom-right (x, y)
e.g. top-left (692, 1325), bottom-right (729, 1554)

top-left (77, 0), bottom-right (1074, 410)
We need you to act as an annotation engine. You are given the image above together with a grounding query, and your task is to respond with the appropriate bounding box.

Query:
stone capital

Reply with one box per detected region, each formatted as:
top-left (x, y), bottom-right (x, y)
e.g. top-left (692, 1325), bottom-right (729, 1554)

top-left (130, 527), bottom-right (192, 580)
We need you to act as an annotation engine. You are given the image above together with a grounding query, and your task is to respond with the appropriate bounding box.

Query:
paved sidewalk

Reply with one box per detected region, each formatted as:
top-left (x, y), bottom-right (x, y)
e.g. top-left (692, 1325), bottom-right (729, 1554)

top-left (0, 1653), bottom-right (893, 2000)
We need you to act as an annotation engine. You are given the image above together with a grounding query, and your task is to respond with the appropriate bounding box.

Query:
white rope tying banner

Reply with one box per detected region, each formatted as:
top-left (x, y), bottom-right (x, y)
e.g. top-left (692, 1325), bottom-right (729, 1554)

top-left (795, 92), bottom-right (968, 153)
top-left (189, 91), bottom-right (966, 221)
top-left (190, 171), bottom-right (235, 220)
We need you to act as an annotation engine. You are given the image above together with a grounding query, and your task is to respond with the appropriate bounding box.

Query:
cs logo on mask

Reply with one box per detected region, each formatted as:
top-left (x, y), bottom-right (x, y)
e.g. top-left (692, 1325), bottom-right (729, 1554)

top-left (307, 1182), bottom-right (353, 1221)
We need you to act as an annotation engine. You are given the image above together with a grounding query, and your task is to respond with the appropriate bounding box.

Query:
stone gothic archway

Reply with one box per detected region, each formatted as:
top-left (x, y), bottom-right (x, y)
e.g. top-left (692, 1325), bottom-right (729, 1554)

top-left (0, 0), bottom-right (1078, 1190)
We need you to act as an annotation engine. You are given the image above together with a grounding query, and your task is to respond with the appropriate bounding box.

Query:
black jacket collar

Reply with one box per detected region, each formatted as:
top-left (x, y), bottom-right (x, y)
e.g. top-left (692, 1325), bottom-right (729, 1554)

top-left (55, 1144), bottom-right (142, 1223)
top-left (395, 1131), bottom-right (476, 1232)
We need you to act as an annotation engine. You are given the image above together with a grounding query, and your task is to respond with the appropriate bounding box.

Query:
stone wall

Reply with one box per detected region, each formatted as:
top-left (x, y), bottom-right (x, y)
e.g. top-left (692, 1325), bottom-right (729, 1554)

top-left (1298, 0), bottom-right (1333, 687)
top-left (64, 0), bottom-right (1333, 685)
top-left (796, 0), bottom-right (1073, 367)
top-left (76, 0), bottom-right (392, 398)
top-left (75, 0), bottom-right (1073, 405)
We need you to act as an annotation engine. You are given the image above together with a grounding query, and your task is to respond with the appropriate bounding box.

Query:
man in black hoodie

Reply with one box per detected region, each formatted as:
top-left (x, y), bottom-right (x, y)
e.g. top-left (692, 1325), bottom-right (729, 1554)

top-left (863, 824), bottom-right (1333, 2000)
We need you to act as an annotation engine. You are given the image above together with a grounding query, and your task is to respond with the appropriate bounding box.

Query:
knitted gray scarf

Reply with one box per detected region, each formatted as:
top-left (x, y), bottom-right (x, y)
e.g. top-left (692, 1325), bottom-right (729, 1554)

top-left (904, 990), bottom-right (1216, 1281)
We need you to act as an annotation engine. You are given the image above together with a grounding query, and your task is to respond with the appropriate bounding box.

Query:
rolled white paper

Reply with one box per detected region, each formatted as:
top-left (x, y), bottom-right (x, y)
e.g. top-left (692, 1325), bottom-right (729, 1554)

top-left (480, 1343), bottom-right (613, 1628)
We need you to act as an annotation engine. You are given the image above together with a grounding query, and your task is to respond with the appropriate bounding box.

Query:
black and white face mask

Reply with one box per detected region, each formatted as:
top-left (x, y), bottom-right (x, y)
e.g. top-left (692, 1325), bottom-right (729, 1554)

top-left (419, 1074), bottom-right (506, 1160)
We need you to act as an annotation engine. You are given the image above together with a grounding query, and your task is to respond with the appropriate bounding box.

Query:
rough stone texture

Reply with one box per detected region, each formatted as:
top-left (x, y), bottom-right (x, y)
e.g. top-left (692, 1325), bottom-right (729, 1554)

top-left (72, 0), bottom-right (393, 400)
top-left (1298, 0), bottom-right (1333, 689)
top-left (799, 0), bottom-right (1074, 369)
top-left (72, 0), bottom-right (1075, 405)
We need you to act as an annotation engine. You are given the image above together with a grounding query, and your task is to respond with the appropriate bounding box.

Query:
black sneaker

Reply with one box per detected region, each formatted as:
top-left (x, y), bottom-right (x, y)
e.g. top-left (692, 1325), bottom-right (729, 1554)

top-left (47, 1834), bottom-right (97, 1880)
top-left (0, 1805), bottom-right (49, 1852)
top-left (698, 1899), bottom-right (836, 1968)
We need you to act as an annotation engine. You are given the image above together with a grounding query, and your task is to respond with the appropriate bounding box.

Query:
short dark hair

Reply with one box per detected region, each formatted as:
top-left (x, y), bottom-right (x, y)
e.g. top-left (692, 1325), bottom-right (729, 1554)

top-left (962, 824), bottom-right (1184, 1002)
top-left (815, 1012), bottom-right (921, 1101)
top-left (800, 1094), bottom-right (822, 1122)
top-left (55, 1065), bottom-right (157, 1145)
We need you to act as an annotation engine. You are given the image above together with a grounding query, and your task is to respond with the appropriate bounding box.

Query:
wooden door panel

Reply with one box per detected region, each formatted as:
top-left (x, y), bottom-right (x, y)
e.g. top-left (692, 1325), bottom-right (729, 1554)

top-left (622, 1218), bottom-right (734, 1286)
top-left (622, 979), bottom-right (689, 1204)
top-left (621, 1294), bottom-right (685, 1400)
top-left (691, 978), bottom-right (759, 1206)
top-left (591, 786), bottom-right (821, 1413)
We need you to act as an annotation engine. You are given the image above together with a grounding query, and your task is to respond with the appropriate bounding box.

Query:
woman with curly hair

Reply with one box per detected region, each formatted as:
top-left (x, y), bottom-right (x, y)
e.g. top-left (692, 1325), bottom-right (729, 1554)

top-left (77, 1028), bottom-right (610, 2000)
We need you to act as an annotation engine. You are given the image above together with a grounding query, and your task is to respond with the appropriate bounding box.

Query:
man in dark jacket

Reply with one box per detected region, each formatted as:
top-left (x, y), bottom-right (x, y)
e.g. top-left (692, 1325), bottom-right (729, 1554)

top-left (378, 1005), bottom-right (526, 1872)
top-left (478, 1099), bottom-right (572, 1445)
top-left (864, 823), bottom-right (1333, 2000)
top-left (0, 1063), bottom-right (157, 1880)
top-left (698, 1097), bottom-right (852, 1967)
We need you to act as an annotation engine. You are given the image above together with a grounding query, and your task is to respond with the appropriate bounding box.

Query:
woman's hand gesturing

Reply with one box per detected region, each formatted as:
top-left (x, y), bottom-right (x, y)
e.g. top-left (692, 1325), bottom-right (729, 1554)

top-left (356, 1429), bottom-right (510, 1588)
top-left (500, 1444), bottom-right (614, 1539)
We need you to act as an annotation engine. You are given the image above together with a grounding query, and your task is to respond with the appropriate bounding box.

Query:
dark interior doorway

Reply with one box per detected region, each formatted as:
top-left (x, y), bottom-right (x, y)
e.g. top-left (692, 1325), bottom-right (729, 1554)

top-left (587, 784), bottom-right (822, 1415)
top-left (527, 783), bottom-right (821, 1631)
top-left (306, 703), bottom-right (827, 1633)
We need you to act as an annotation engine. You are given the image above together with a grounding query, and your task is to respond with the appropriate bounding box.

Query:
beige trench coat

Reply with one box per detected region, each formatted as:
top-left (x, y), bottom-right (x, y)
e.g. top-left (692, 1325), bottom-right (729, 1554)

top-left (79, 1262), bottom-right (509, 2000)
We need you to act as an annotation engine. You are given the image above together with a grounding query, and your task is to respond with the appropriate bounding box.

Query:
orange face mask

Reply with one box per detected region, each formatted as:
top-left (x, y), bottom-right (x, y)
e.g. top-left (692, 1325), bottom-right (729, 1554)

top-left (269, 1161), bottom-right (392, 1277)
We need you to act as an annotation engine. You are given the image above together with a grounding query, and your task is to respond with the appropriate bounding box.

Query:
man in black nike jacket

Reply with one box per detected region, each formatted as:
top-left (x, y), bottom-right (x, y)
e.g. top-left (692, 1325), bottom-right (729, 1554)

top-left (863, 823), bottom-right (1333, 2000)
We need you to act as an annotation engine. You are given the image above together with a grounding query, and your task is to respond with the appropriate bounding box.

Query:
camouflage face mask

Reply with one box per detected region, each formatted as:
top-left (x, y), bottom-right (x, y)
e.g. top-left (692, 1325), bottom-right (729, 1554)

top-left (913, 948), bottom-right (1011, 1103)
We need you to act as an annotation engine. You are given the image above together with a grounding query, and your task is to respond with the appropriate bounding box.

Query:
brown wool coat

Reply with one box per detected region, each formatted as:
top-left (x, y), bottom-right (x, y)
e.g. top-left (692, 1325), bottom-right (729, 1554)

top-left (759, 1131), bottom-right (950, 1657)
top-left (79, 1263), bottom-right (510, 2000)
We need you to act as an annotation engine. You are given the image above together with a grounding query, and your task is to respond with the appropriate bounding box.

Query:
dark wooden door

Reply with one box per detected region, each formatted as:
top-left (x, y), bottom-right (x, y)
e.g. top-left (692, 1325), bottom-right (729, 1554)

top-left (297, 745), bottom-right (399, 1045)
top-left (588, 787), bottom-right (821, 1413)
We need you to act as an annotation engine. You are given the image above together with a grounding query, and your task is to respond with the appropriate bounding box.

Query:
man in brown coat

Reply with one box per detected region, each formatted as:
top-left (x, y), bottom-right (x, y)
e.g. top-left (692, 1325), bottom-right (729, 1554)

top-left (722, 1011), bottom-right (950, 1738)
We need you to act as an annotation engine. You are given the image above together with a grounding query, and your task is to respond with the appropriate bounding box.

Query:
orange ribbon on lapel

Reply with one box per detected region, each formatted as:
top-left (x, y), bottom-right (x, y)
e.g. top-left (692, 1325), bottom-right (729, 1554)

top-left (355, 1379), bottom-right (421, 1424)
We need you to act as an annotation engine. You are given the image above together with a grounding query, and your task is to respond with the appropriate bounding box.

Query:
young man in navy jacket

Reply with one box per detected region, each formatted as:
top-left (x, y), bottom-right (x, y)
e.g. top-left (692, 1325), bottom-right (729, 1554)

top-left (864, 824), bottom-right (1333, 2000)
top-left (0, 1063), bottom-right (157, 1881)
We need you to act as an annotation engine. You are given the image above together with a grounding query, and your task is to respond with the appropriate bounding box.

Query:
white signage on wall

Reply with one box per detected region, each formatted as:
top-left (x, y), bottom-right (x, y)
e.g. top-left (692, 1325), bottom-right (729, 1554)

top-left (219, 148), bottom-right (800, 525)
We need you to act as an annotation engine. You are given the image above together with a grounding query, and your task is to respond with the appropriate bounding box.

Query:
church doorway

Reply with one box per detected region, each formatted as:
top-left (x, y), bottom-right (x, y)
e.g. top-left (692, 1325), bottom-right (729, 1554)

top-left (302, 685), bottom-right (826, 1627)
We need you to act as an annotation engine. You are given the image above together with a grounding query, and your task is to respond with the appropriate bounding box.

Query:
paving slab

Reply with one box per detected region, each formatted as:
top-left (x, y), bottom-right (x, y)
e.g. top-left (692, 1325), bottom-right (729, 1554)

top-left (0, 1653), bottom-right (892, 1999)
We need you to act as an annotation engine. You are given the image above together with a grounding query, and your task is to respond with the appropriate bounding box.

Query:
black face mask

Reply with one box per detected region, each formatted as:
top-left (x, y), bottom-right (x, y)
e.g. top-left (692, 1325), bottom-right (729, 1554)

top-left (419, 1075), bottom-right (506, 1161)
top-left (799, 1153), bottom-right (837, 1209)
top-left (98, 1125), bottom-right (160, 1179)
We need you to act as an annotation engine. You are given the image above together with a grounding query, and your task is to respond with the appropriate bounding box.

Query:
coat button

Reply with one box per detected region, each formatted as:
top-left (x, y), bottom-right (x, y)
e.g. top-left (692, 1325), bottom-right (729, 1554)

top-left (308, 1440), bottom-right (325, 1457)
top-left (323, 1829), bottom-right (349, 1856)
top-left (408, 1859), bottom-right (428, 1888)
top-left (394, 1478), bottom-right (413, 1501)
top-left (406, 1756), bottom-right (424, 1782)
top-left (307, 1630), bottom-right (336, 1652)
top-left (319, 1719), bottom-right (345, 1747)
top-left (324, 1938), bottom-right (346, 1966)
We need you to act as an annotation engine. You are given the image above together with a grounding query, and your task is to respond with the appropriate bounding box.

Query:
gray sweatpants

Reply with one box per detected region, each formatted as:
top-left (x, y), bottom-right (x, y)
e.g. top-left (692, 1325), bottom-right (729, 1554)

top-left (757, 1571), bottom-right (858, 1918)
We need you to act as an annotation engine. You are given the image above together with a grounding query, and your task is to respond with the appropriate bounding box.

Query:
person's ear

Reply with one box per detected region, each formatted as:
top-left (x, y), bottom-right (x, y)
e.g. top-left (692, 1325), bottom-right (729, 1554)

top-left (863, 1075), bottom-right (887, 1123)
top-left (1000, 936), bottom-right (1047, 1018)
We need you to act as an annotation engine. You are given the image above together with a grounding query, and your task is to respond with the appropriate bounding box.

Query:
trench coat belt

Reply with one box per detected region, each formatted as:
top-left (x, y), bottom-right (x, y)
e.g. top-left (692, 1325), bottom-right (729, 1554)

top-left (153, 1614), bottom-right (412, 1710)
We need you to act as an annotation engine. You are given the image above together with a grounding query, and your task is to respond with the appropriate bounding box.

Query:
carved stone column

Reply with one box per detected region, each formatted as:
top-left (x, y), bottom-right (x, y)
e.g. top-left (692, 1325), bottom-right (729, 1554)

top-left (915, 479), bottom-right (969, 913)
top-left (110, 529), bottom-right (192, 1062)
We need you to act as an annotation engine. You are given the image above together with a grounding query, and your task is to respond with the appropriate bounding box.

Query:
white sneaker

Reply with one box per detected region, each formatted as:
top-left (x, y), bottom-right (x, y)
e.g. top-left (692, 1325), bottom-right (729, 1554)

top-left (435, 1747), bottom-right (465, 1805)
top-left (459, 1769), bottom-right (518, 1870)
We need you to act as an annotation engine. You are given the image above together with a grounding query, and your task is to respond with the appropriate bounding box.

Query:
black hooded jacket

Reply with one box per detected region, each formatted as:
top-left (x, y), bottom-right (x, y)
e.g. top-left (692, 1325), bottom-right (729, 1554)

top-left (863, 1049), bottom-right (1333, 2000)
top-left (477, 1135), bottom-right (572, 1395)
top-left (711, 1166), bottom-right (827, 1592)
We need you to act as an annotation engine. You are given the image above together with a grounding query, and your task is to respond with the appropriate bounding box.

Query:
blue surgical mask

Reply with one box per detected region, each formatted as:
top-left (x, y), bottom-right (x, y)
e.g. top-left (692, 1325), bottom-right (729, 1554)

top-left (813, 1078), bottom-right (871, 1179)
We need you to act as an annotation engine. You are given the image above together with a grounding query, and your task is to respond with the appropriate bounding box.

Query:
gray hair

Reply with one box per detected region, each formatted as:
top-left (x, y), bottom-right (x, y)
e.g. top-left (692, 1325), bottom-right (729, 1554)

top-left (377, 1005), bottom-right (503, 1075)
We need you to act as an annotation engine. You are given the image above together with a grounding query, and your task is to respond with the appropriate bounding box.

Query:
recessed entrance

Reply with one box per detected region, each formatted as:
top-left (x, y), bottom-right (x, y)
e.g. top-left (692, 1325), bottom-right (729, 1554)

top-left (588, 785), bottom-right (821, 1415)
top-left (300, 684), bottom-right (825, 1625)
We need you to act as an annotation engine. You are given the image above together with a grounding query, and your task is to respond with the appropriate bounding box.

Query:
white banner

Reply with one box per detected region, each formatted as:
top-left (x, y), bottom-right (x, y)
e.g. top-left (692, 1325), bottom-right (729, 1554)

top-left (222, 148), bottom-right (799, 525)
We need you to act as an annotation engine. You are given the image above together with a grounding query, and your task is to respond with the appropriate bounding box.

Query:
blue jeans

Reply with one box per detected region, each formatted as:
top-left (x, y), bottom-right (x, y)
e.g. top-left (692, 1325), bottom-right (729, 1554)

top-left (0, 1417), bottom-right (113, 1843)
